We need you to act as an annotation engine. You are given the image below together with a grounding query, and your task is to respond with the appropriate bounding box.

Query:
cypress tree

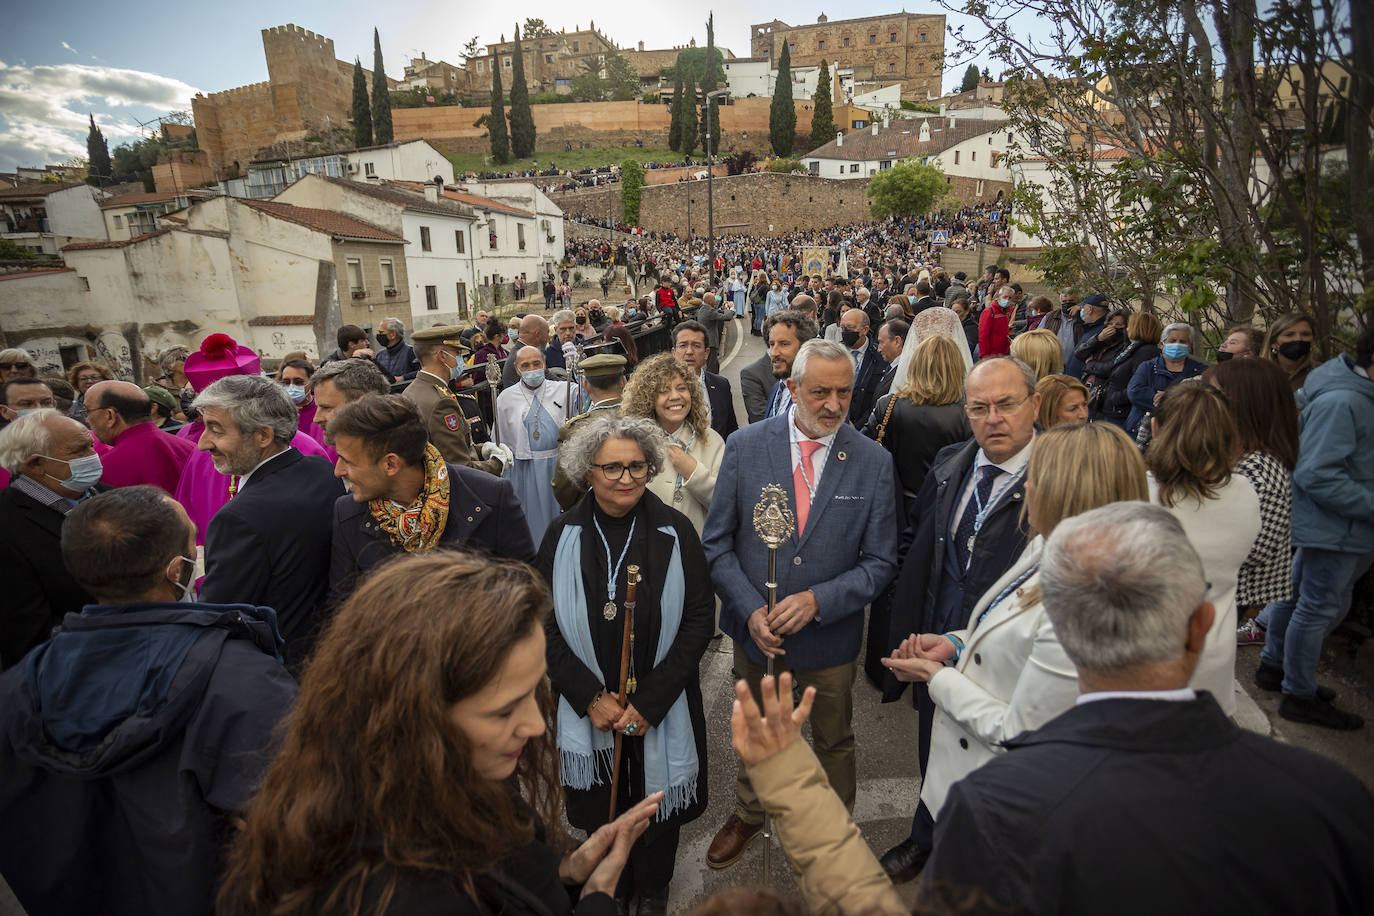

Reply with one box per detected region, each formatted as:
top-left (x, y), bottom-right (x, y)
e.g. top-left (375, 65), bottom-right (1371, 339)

top-left (667, 66), bottom-right (684, 152)
top-left (488, 58), bottom-right (510, 164)
top-left (769, 41), bottom-right (796, 156)
top-left (85, 114), bottom-right (111, 185)
top-left (700, 14), bottom-right (721, 151)
top-left (810, 58), bottom-right (835, 149)
top-left (680, 64), bottom-right (698, 157)
top-left (351, 59), bottom-right (373, 148)
top-left (371, 28), bottom-right (394, 144)
top-left (508, 25), bottom-right (536, 158)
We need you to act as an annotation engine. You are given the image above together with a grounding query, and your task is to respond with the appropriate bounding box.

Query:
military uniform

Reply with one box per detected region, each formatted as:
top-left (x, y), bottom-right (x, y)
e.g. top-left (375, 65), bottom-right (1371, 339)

top-left (404, 326), bottom-right (503, 476)
top-left (550, 353), bottom-right (627, 510)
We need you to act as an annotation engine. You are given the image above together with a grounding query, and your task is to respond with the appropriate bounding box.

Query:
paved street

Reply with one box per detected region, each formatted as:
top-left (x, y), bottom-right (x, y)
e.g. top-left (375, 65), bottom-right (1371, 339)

top-left (657, 314), bottom-right (1374, 913)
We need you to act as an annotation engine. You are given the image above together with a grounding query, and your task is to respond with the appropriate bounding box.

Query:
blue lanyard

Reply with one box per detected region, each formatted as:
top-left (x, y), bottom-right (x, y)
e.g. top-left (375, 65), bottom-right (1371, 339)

top-left (594, 516), bottom-right (636, 604)
top-left (977, 563), bottom-right (1040, 627)
top-left (668, 425), bottom-right (696, 495)
top-left (971, 465), bottom-right (1024, 538)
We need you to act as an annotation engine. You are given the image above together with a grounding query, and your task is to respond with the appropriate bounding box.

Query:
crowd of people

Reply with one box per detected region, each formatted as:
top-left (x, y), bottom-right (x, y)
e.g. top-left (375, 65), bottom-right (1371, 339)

top-left (1, 222), bottom-right (1372, 916)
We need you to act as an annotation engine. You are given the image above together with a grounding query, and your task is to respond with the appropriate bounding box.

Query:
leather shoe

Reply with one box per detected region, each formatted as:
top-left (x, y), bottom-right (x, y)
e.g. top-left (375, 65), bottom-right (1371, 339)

top-left (636, 890), bottom-right (668, 916)
top-left (879, 837), bottom-right (930, 884)
top-left (1280, 693), bottom-right (1364, 730)
top-left (1255, 663), bottom-right (1336, 701)
top-left (706, 814), bottom-right (762, 869)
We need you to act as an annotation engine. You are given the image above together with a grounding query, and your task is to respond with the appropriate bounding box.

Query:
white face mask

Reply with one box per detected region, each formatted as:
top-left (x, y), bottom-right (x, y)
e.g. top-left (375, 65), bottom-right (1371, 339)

top-left (170, 555), bottom-right (196, 602)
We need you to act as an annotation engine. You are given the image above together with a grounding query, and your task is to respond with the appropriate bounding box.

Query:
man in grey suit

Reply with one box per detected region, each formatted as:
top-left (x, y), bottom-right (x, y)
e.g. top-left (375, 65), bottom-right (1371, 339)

top-left (696, 292), bottom-right (733, 375)
top-left (702, 338), bottom-right (898, 868)
top-left (738, 353), bottom-right (774, 425)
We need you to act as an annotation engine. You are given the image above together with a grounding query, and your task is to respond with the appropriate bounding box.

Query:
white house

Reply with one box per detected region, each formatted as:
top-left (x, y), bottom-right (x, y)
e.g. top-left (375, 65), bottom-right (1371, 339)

top-left (850, 83), bottom-right (904, 118)
top-left (1, 182), bottom-right (107, 255)
top-left (723, 58), bottom-right (772, 98)
top-left (244, 140), bottom-right (454, 199)
top-left (101, 189), bottom-right (219, 241)
top-left (800, 117), bottom-right (1016, 195)
top-left (459, 181), bottom-right (566, 276)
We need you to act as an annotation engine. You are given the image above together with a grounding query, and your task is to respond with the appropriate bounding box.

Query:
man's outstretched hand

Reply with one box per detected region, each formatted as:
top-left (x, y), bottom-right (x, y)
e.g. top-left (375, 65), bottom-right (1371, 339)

top-left (731, 672), bottom-right (816, 767)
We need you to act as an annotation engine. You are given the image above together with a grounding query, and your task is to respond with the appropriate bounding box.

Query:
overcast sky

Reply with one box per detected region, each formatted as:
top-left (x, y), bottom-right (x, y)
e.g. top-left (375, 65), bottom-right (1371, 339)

top-left (0, 1), bottom-right (999, 172)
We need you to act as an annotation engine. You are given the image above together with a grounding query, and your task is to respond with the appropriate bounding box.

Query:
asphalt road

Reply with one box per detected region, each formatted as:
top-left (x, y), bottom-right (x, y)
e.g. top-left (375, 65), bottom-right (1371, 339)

top-left (659, 315), bottom-right (1374, 913)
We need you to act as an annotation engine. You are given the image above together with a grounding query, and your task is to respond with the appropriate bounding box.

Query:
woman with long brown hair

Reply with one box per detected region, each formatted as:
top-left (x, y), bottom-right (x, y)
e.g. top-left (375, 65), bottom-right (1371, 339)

top-left (1147, 383), bottom-right (1261, 717)
top-left (218, 553), bottom-right (659, 916)
top-left (1203, 358), bottom-right (1301, 644)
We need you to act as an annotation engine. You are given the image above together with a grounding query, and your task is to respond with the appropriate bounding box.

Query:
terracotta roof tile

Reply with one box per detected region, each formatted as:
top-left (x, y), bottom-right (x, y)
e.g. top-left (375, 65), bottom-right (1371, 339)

top-left (240, 200), bottom-right (405, 242)
top-left (314, 176), bottom-right (474, 219)
top-left (99, 190), bottom-right (214, 209)
top-left (61, 230), bottom-right (171, 251)
top-left (390, 181), bottom-right (535, 217)
top-left (803, 117), bottom-right (1003, 162)
top-left (0, 267), bottom-right (75, 282)
top-left (0, 181), bottom-right (83, 200)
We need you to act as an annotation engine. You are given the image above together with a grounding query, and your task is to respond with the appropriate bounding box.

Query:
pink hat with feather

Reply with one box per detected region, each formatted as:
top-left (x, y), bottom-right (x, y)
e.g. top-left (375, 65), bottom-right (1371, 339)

top-left (183, 333), bottom-right (260, 392)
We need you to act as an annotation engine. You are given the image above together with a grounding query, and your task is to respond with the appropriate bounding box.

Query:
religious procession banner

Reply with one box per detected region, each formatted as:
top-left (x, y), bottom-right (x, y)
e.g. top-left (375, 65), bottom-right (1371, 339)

top-left (802, 247), bottom-right (830, 277)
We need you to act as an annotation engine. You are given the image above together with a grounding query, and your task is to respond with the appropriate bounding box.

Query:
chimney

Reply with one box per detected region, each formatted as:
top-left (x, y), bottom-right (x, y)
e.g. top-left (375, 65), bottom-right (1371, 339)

top-left (949, 116), bottom-right (957, 129)
top-left (836, 131), bottom-right (843, 147)
top-left (424, 184), bottom-right (439, 203)
top-left (939, 103), bottom-right (947, 116)
top-left (638, 40), bottom-right (645, 52)
top-left (883, 115), bottom-right (890, 128)
top-left (871, 122), bottom-right (879, 136)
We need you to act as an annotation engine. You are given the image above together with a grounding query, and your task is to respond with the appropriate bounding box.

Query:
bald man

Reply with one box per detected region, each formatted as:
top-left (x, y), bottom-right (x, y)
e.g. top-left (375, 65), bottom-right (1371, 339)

top-left (502, 314), bottom-right (551, 388)
top-left (86, 380), bottom-right (194, 493)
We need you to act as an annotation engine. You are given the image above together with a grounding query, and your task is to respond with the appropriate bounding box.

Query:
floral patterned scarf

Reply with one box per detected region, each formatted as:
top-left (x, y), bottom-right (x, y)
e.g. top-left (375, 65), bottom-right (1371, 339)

top-left (369, 443), bottom-right (450, 552)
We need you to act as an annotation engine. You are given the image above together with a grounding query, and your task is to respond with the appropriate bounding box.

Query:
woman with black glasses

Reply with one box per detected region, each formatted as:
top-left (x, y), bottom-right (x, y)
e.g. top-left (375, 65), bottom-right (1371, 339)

top-left (535, 414), bottom-right (713, 916)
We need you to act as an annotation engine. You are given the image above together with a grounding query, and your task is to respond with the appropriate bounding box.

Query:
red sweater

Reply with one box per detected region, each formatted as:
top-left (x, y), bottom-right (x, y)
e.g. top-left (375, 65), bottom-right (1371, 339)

top-left (979, 302), bottom-right (1015, 358)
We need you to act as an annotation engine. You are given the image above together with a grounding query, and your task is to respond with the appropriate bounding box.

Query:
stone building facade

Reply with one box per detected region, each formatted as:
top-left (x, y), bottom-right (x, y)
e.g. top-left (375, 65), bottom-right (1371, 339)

top-left (192, 24), bottom-right (395, 178)
top-left (750, 12), bottom-right (945, 100)
top-left (464, 26), bottom-right (616, 97)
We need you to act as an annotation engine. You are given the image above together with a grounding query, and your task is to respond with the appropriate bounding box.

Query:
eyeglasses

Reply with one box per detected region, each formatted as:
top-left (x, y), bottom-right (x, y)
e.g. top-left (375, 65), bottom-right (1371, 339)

top-left (593, 461), bottom-right (650, 481)
top-left (674, 341), bottom-right (706, 351)
top-left (0, 362), bottom-right (32, 370)
top-left (965, 393), bottom-right (1032, 420)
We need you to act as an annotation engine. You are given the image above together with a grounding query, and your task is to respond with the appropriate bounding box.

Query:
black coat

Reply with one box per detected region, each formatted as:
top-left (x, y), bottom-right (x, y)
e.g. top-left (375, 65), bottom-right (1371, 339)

top-left (537, 491), bottom-right (712, 838)
top-left (924, 694), bottom-right (1374, 916)
top-left (702, 370), bottom-right (739, 440)
top-left (0, 483), bottom-right (106, 669)
top-left (348, 837), bottom-right (615, 916)
top-left (199, 448), bottom-right (343, 671)
top-left (1101, 341), bottom-right (1159, 421)
top-left (847, 342), bottom-right (886, 427)
top-left (329, 462), bottom-right (537, 604)
top-left (1076, 327), bottom-right (1128, 383)
top-left (863, 397), bottom-right (971, 521)
top-left (880, 438), bottom-right (1031, 767)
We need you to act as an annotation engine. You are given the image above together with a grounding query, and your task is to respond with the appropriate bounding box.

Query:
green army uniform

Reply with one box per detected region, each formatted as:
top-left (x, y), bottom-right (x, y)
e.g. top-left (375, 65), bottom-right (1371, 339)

top-left (551, 353), bottom-right (626, 510)
top-left (404, 326), bottom-right (503, 476)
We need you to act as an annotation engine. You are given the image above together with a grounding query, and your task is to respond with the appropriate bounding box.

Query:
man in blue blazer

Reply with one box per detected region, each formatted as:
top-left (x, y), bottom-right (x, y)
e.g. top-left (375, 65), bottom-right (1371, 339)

top-left (702, 338), bottom-right (898, 869)
top-left (672, 320), bottom-right (739, 440)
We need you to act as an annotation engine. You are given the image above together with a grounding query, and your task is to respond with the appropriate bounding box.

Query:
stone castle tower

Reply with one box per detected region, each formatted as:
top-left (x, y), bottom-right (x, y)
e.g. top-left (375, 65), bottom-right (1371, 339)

top-left (193, 24), bottom-right (391, 177)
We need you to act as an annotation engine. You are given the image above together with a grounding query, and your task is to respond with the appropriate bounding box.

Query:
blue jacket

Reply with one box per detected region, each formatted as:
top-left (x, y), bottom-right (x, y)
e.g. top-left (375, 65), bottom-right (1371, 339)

top-left (1125, 355), bottom-right (1208, 434)
top-left (0, 601), bottom-right (298, 916)
top-left (702, 413), bottom-right (898, 670)
top-left (1291, 354), bottom-right (1374, 552)
top-left (375, 338), bottom-right (420, 381)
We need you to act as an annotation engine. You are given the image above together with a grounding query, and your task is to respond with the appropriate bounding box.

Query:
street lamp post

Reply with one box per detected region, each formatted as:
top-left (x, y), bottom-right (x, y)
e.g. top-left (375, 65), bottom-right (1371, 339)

top-left (705, 89), bottom-right (728, 288)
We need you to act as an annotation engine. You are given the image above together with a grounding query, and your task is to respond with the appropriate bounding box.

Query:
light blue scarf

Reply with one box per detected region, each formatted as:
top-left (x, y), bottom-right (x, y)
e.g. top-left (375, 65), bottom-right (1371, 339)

top-left (552, 521), bottom-right (699, 820)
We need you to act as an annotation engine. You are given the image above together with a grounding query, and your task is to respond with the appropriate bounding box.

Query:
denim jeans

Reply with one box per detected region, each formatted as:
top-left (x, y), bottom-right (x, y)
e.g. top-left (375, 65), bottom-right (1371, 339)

top-left (1260, 547), bottom-right (1374, 696)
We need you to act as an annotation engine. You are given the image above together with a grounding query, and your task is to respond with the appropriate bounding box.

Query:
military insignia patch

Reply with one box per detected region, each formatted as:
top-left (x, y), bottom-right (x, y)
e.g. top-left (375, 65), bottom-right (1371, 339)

top-left (444, 414), bottom-right (461, 430)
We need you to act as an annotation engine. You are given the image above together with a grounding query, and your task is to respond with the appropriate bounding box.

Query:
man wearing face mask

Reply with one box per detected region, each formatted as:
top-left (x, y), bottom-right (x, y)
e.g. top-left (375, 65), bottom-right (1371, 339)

top-left (0, 409), bottom-right (108, 667)
top-left (496, 346), bottom-right (569, 543)
top-left (0, 486), bottom-right (297, 915)
top-left (372, 317), bottom-right (420, 383)
top-left (405, 326), bottom-right (510, 477)
top-left (840, 308), bottom-right (884, 427)
top-left (277, 358), bottom-right (330, 456)
top-left (978, 285), bottom-right (1017, 359)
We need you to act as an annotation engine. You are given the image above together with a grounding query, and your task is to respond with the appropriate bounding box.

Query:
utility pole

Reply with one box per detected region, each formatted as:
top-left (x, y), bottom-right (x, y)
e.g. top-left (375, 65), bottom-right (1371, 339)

top-left (705, 89), bottom-right (727, 287)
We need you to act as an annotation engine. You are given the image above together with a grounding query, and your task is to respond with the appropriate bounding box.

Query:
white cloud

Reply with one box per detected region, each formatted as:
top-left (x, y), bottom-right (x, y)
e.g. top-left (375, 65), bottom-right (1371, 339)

top-left (0, 60), bottom-right (201, 172)
top-left (61, 42), bottom-right (79, 55)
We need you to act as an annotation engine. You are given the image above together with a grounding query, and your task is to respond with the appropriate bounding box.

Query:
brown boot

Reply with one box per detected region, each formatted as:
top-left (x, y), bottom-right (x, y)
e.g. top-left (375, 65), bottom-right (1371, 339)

top-left (706, 814), bottom-right (763, 869)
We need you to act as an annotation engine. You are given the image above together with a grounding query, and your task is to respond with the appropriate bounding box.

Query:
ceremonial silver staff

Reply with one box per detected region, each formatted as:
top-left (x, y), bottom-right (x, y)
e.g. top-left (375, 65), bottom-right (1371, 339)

top-left (751, 483), bottom-right (796, 887)
top-left (484, 355), bottom-right (502, 447)
top-left (564, 341), bottom-right (582, 422)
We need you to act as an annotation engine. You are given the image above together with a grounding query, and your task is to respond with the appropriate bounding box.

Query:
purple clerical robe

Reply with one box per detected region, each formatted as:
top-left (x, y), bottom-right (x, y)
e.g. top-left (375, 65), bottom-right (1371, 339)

top-left (297, 401), bottom-right (336, 463)
top-left (175, 433), bottom-right (329, 544)
top-left (101, 422), bottom-right (194, 494)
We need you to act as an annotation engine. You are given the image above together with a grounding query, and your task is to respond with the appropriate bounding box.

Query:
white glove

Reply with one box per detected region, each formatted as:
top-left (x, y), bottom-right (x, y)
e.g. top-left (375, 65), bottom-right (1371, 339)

top-left (562, 340), bottom-right (577, 361)
top-left (480, 442), bottom-right (514, 472)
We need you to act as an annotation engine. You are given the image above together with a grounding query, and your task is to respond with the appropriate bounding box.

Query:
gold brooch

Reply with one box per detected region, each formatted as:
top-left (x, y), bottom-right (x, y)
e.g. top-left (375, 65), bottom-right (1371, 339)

top-left (837, 451), bottom-right (847, 461)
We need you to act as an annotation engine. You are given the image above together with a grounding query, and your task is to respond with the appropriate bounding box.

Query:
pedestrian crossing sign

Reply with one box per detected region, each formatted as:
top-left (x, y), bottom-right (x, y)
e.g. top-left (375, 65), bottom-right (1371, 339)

top-left (932, 230), bottom-right (949, 246)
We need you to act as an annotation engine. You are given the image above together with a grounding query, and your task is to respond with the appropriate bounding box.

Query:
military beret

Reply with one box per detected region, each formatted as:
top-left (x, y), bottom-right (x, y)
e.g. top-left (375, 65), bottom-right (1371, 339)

top-left (411, 325), bottom-right (471, 350)
top-left (143, 385), bottom-right (178, 411)
top-left (580, 353), bottom-right (627, 379)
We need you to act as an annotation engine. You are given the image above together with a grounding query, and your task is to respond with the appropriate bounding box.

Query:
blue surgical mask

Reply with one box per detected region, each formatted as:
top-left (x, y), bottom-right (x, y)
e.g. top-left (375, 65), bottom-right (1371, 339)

top-left (41, 453), bottom-right (103, 492)
top-left (522, 369), bottom-right (546, 388)
top-left (285, 384), bottom-right (307, 404)
top-left (1162, 343), bottom-right (1189, 360)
